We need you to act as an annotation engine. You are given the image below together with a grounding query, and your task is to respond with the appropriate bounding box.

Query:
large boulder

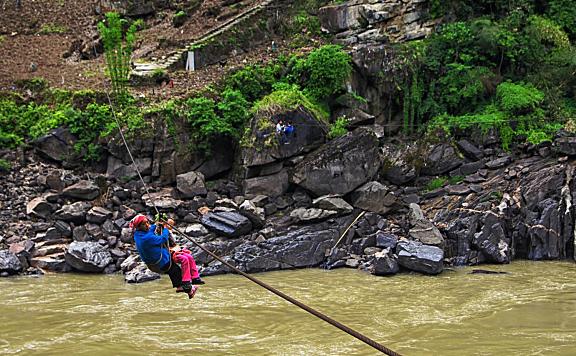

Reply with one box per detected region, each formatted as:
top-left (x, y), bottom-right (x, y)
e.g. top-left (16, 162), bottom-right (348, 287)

top-left (62, 180), bottom-right (100, 200)
top-left (421, 143), bottom-right (464, 176)
top-left (318, 3), bottom-right (364, 33)
top-left (106, 156), bottom-right (152, 179)
top-left (396, 240), bottom-right (444, 275)
top-left (292, 128), bottom-right (380, 196)
top-left (54, 202), bottom-right (93, 225)
top-left (0, 250), bottom-right (22, 274)
top-left (201, 211), bottom-right (253, 238)
top-left (408, 203), bottom-right (444, 246)
top-left (176, 171), bottom-right (207, 198)
top-left (380, 142), bottom-right (418, 185)
top-left (243, 170), bottom-right (289, 198)
top-left (241, 107), bottom-right (327, 167)
top-left (349, 181), bottom-right (397, 214)
top-left (202, 220), bottom-right (343, 275)
top-left (33, 128), bottom-right (77, 163)
top-left (65, 241), bottom-right (113, 272)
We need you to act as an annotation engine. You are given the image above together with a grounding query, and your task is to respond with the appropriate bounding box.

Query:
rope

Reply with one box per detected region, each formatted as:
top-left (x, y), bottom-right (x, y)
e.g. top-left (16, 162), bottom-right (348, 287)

top-left (167, 222), bottom-right (402, 356)
top-left (105, 92), bottom-right (402, 356)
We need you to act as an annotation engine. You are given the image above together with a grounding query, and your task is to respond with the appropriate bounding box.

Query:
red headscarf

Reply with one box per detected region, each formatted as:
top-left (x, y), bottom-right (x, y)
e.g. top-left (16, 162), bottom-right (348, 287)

top-left (129, 214), bottom-right (148, 230)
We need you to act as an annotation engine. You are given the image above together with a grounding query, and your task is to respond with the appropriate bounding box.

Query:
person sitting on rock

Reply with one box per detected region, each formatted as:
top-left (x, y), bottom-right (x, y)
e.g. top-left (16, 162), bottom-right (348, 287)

top-left (284, 122), bottom-right (294, 144)
top-left (130, 214), bottom-right (204, 299)
top-left (166, 217), bottom-right (204, 298)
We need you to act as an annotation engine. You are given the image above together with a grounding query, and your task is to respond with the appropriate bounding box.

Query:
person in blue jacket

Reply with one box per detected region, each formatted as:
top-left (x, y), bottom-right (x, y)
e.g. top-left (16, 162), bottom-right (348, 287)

top-left (130, 214), bottom-right (204, 298)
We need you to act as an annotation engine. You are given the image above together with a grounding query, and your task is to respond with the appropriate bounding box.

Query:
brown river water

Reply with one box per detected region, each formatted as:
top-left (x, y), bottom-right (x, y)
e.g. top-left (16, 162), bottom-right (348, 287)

top-left (0, 261), bottom-right (574, 355)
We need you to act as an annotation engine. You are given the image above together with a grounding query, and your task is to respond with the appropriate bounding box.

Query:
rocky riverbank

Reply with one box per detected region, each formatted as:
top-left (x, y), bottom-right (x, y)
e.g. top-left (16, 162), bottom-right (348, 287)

top-left (1, 120), bottom-right (575, 282)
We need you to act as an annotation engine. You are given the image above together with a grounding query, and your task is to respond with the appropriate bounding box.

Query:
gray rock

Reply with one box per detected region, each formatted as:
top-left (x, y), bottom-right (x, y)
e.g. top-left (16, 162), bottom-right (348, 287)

top-left (34, 128), bottom-right (76, 163)
top-left (26, 196), bottom-right (53, 219)
top-left (62, 180), bottom-right (100, 200)
top-left (107, 156), bottom-right (152, 179)
top-left (176, 171), bottom-right (207, 198)
top-left (290, 208), bottom-right (338, 223)
top-left (375, 232), bottom-right (398, 249)
top-left (292, 128), bottom-right (380, 196)
top-left (421, 143), bottom-right (464, 176)
top-left (349, 181), bottom-right (396, 214)
top-left (397, 240), bottom-right (444, 275)
top-left (184, 224), bottom-right (209, 237)
top-left (73, 226), bottom-right (90, 242)
top-left (54, 221), bottom-right (72, 237)
top-left (54, 202), bottom-right (92, 225)
top-left (239, 200), bottom-right (266, 229)
top-left (318, 4), bottom-right (363, 33)
top-left (409, 220), bottom-right (444, 246)
top-left (370, 251), bottom-right (399, 276)
top-left (120, 227), bottom-right (133, 243)
top-left (201, 211), bottom-right (253, 238)
top-left (312, 195), bottom-right (353, 214)
top-left (86, 207), bottom-right (113, 224)
top-left (65, 241), bottom-right (113, 272)
top-left (141, 188), bottom-right (182, 210)
top-left (554, 136), bottom-right (576, 155)
top-left (124, 263), bottom-right (161, 283)
top-left (243, 170), bottom-right (289, 198)
top-left (0, 250), bottom-right (22, 274)
top-left (120, 254), bottom-right (140, 272)
top-left (485, 156), bottom-right (512, 169)
top-left (457, 139), bottom-right (484, 161)
top-left (472, 213), bottom-right (510, 263)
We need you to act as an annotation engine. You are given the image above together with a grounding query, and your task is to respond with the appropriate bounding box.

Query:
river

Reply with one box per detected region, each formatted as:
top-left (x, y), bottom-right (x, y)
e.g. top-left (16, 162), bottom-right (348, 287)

top-left (0, 261), bottom-right (574, 355)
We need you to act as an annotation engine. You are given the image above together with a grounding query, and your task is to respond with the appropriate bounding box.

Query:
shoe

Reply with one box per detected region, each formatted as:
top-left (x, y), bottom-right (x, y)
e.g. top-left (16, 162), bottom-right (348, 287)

top-left (188, 286), bottom-right (198, 299)
top-left (180, 281), bottom-right (193, 293)
top-left (191, 278), bottom-right (205, 285)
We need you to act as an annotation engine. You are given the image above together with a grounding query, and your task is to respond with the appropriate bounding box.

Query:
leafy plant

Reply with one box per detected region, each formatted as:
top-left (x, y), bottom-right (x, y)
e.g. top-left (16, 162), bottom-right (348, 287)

top-left (98, 12), bottom-right (142, 99)
top-left (0, 159), bottom-right (10, 172)
top-left (328, 117), bottom-right (348, 139)
top-left (38, 23), bottom-right (68, 34)
top-left (296, 45), bottom-right (352, 100)
top-left (426, 177), bottom-right (447, 191)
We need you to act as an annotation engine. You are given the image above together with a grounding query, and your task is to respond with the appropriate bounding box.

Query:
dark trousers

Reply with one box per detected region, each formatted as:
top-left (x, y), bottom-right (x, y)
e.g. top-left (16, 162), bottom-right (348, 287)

top-left (165, 262), bottom-right (183, 288)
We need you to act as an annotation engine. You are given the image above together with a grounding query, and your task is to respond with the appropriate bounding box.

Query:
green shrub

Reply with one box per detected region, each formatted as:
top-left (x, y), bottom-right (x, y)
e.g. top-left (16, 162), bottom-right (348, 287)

top-left (217, 89), bottom-right (250, 130)
top-left (426, 177), bottom-right (447, 191)
top-left (496, 82), bottom-right (544, 114)
top-left (225, 64), bottom-right (281, 102)
top-left (297, 45), bottom-right (352, 100)
top-left (187, 97), bottom-right (233, 144)
top-left (252, 87), bottom-right (329, 123)
top-left (328, 117), bottom-right (348, 139)
top-left (0, 159), bottom-right (10, 172)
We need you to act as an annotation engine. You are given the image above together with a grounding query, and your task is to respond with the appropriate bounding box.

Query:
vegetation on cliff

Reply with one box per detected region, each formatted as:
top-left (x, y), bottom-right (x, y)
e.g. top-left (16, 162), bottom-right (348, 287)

top-left (398, 0), bottom-right (576, 148)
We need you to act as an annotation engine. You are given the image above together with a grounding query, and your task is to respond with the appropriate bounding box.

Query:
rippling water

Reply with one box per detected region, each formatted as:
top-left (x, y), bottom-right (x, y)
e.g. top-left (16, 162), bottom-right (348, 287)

top-left (0, 261), bottom-right (575, 355)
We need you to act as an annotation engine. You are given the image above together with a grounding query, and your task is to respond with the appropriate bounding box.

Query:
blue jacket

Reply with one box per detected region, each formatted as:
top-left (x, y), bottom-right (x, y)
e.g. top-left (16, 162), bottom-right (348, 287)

top-left (134, 224), bottom-right (171, 268)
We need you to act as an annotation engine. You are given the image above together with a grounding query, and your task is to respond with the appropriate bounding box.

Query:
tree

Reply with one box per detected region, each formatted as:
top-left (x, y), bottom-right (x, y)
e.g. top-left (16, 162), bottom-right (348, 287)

top-left (97, 12), bottom-right (141, 99)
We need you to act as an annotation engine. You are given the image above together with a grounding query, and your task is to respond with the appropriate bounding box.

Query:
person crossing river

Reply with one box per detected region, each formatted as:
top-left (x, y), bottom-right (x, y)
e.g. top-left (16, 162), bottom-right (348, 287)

top-left (130, 214), bottom-right (204, 299)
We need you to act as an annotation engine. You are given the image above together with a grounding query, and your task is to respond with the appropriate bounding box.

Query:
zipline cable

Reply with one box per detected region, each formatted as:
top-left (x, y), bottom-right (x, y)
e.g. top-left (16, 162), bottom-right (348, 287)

top-left (105, 90), bottom-right (402, 356)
